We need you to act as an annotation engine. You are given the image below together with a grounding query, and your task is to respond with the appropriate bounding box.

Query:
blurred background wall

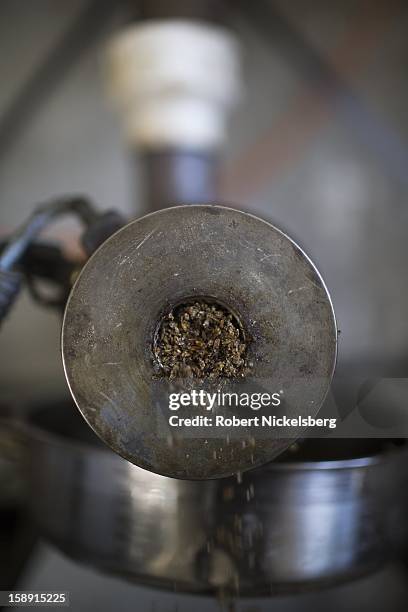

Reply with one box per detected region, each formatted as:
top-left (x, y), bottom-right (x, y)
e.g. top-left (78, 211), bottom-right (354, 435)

top-left (1, 0), bottom-right (408, 402)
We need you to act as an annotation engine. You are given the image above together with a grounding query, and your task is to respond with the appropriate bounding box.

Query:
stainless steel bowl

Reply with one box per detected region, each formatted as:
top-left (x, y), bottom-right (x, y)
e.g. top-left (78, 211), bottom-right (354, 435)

top-left (20, 400), bottom-right (408, 596)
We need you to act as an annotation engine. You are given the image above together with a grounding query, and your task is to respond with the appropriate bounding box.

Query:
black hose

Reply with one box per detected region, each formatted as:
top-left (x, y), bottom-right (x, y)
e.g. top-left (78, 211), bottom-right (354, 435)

top-left (0, 196), bottom-right (97, 271)
top-left (0, 195), bottom-right (98, 325)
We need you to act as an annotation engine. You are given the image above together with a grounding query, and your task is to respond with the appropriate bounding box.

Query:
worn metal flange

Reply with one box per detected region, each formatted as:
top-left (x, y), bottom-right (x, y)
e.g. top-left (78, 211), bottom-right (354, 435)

top-left (62, 205), bottom-right (337, 479)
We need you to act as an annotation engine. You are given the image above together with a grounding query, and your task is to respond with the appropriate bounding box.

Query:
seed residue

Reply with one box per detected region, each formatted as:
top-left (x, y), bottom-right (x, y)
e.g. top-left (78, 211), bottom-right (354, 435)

top-left (154, 300), bottom-right (251, 379)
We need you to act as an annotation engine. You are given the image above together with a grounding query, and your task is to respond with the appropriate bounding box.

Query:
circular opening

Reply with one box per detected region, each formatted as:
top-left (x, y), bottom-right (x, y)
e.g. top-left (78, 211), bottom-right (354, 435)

top-left (153, 297), bottom-right (252, 379)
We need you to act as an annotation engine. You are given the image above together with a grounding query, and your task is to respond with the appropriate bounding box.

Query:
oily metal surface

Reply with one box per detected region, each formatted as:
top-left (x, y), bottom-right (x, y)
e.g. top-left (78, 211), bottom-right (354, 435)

top-left (62, 205), bottom-right (337, 479)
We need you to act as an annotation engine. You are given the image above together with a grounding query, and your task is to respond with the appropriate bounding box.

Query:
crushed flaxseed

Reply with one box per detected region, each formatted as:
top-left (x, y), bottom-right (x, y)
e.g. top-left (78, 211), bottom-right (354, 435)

top-left (154, 300), bottom-right (251, 379)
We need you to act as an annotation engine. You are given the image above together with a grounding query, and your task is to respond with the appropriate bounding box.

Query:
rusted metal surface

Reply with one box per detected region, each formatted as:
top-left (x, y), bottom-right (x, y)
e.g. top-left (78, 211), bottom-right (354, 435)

top-left (62, 204), bottom-right (337, 479)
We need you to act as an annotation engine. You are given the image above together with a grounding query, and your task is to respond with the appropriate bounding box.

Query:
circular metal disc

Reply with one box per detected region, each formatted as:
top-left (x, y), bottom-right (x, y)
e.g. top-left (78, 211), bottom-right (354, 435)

top-left (62, 205), bottom-right (337, 479)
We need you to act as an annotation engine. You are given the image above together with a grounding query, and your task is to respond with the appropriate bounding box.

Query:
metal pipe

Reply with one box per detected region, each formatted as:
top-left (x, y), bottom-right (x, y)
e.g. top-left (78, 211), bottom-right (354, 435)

top-left (105, 19), bottom-right (241, 213)
top-left (140, 149), bottom-right (219, 211)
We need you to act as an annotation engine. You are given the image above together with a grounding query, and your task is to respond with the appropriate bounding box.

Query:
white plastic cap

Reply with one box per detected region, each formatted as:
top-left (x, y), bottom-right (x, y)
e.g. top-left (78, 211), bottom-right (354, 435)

top-left (105, 20), bottom-right (242, 150)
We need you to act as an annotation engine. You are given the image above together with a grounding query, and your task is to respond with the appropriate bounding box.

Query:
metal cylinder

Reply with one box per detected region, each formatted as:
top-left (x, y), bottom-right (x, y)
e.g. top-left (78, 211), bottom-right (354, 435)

top-left (139, 149), bottom-right (219, 211)
top-left (62, 204), bottom-right (337, 480)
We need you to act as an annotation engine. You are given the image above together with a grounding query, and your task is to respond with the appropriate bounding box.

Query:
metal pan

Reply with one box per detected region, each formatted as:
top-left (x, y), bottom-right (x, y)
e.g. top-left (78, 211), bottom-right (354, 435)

top-left (9, 399), bottom-right (408, 596)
